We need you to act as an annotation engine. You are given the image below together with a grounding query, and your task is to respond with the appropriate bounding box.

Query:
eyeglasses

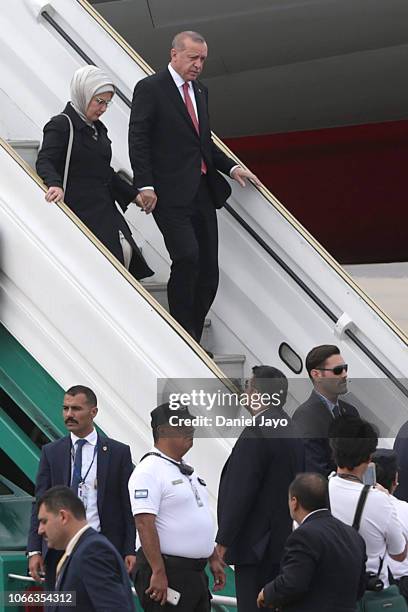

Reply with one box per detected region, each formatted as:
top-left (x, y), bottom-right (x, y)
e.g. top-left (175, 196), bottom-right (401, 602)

top-left (315, 364), bottom-right (348, 375)
top-left (94, 97), bottom-right (112, 107)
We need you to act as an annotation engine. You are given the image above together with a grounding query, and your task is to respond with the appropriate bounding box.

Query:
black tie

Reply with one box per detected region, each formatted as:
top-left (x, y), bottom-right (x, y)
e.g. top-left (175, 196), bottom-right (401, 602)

top-left (332, 405), bottom-right (340, 419)
top-left (71, 439), bottom-right (86, 494)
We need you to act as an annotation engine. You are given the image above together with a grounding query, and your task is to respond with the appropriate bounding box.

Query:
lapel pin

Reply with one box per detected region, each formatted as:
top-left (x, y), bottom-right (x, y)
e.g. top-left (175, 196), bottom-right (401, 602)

top-left (103, 446), bottom-right (108, 451)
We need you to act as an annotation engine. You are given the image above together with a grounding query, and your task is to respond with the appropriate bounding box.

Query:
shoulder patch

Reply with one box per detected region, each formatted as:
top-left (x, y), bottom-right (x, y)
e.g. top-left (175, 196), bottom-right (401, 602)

top-left (135, 489), bottom-right (148, 499)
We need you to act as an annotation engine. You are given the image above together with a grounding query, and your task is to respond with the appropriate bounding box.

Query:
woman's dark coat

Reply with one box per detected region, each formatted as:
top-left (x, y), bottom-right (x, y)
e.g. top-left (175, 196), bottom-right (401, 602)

top-left (36, 102), bottom-right (153, 280)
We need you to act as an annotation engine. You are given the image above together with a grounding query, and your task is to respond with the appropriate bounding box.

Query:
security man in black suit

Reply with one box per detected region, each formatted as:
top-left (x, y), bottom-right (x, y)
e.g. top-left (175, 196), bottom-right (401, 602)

top-left (27, 385), bottom-right (136, 588)
top-left (129, 30), bottom-right (259, 343)
top-left (394, 420), bottom-right (408, 501)
top-left (292, 344), bottom-right (359, 475)
top-left (37, 486), bottom-right (134, 612)
top-left (216, 366), bottom-right (304, 612)
top-left (257, 473), bottom-right (366, 611)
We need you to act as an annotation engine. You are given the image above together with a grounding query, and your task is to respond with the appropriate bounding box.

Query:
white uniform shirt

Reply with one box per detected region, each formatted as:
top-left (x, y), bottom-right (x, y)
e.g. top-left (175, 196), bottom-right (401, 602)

top-left (387, 496), bottom-right (408, 579)
top-left (128, 449), bottom-right (214, 559)
top-left (70, 429), bottom-right (100, 532)
top-left (329, 476), bottom-right (406, 585)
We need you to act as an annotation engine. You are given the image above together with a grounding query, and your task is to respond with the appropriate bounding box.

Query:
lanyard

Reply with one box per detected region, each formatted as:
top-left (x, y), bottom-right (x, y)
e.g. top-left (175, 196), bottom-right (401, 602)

top-left (72, 442), bottom-right (98, 484)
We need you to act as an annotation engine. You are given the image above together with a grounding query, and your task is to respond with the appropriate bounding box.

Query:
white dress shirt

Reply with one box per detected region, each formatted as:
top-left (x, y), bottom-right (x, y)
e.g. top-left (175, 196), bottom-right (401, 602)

top-left (70, 429), bottom-right (100, 532)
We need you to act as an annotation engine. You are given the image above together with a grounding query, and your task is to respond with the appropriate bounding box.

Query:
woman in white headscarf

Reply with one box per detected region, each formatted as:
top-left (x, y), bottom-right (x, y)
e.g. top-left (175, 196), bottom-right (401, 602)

top-left (36, 65), bottom-right (153, 279)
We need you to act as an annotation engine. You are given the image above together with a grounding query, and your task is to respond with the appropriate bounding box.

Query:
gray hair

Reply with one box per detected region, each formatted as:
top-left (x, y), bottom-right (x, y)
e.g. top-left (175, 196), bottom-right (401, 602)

top-left (172, 31), bottom-right (206, 50)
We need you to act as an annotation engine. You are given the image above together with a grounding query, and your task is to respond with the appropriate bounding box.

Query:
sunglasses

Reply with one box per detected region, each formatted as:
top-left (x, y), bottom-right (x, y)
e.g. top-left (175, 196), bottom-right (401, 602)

top-left (315, 364), bottom-right (348, 375)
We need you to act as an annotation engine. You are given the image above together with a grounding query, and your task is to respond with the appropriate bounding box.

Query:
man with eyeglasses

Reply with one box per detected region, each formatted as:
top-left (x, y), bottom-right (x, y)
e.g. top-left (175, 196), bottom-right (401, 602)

top-left (128, 403), bottom-right (225, 611)
top-left (292, 344), bottom-right (359, 475)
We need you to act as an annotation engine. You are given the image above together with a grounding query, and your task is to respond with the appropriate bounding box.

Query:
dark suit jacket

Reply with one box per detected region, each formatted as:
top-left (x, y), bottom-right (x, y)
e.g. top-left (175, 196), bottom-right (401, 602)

top-left (28, 434), bottom-right (136, 558)
top-left (128, 68), bottom-right (236, 211)
top-left (263, 510), bottom-right (366, 612)
top-left (292, 390), bottom-right (359, 475)
top-left (50, 528), bottom-right (134, 612)
top-left (216, 406), bottom-right (304, 566)
top-left (394, 420), bottom-right (408, 501)
top-left (36, 102), bottom-right (152, 280)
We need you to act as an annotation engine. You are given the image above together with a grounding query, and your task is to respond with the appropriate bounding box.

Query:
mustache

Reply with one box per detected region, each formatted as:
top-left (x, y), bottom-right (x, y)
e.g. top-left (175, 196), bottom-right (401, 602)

top-left (65, 418), bottom-right (78, 424)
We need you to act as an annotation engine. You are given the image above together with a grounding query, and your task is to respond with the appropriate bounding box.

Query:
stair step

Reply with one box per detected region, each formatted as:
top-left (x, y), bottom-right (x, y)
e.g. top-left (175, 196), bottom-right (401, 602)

top-left (141, 281), bottom-right (168, 308)
top-left (213, 354), bottom-right (246, 380)
top-left (8, 139), bottom-right (40, 169)
top-left (142, 281), bottom-right (214, 350)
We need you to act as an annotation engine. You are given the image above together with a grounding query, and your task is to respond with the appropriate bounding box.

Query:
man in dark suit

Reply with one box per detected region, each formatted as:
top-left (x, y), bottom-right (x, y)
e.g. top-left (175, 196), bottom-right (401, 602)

top-left (292, 344), bottom-right (359, 475)
top-left (27, 385), bottom-right (136, 588)
top-left (257, 473), bottom-right (366, 611)
top-left (394, 420), bottom-right (408, 501)
top-left (129, 30), bottom-right (259, 343)
top-left (37, 486), bottom-right (134, 612)
top-left (216, 366), bottom-right (304, 612)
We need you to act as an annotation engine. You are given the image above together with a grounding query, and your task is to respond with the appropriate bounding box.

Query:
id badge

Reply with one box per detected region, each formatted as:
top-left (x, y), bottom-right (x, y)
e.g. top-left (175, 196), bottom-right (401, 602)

top-left (191, 482), bottom-right (204, 507)
top-left (78, 482), bottom-right (89, 511)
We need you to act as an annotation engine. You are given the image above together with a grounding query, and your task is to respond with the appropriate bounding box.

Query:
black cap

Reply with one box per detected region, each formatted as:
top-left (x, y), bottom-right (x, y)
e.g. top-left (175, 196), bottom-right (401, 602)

top-left (150, 402), bottom-right (193, 429)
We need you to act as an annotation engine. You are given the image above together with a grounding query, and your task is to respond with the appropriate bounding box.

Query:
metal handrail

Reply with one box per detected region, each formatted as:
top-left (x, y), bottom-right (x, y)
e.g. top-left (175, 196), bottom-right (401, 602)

top-left (8, 575), bottom-right (237, 608)
top-left (8, 574), bottom-right (36, 583)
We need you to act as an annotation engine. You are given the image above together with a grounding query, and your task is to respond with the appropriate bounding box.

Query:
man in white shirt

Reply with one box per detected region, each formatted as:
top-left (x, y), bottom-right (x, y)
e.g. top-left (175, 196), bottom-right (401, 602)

top-left (128, 402), bottom-right (225, 611)
top-left (328, 416), bottom-right (407, 586)
top-left (129, 31), bottom-right (259, 344)
top-left (27, 385), bottom-right (136, 588)
top-left (372, 448), bottom-right (408, 599)
top-left (37, 485), bottom-right (134, 611)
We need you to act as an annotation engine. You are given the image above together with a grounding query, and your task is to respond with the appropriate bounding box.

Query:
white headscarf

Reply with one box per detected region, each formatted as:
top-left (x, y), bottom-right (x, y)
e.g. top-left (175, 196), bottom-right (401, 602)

top-left (70, 65), bottom-right (115, 123)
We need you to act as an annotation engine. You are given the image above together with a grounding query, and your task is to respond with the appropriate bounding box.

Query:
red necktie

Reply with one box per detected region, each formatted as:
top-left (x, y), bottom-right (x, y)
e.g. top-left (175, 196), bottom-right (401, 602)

top-left (182, 82), bottom-right (207, 174)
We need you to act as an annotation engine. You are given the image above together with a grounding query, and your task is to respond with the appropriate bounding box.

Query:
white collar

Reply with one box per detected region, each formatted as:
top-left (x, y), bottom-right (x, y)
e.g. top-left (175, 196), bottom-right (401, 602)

top-left (301, 508), bottom-right (328, 524)
top-left (314, 390), bottom-right (338, 410)
top-left (65, 524), bottom-right (90, 556)
top-left (168, 63), bottom-right (192, 90)
top-left (70, 428), bottom-right (97, 447)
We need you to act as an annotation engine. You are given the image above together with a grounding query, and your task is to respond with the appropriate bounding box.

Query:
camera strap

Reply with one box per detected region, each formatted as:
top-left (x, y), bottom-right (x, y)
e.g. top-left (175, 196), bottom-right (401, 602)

top-left (352, 485), bottom-right (385, 578)
top-left (352, 484), bottom-right (371, 531)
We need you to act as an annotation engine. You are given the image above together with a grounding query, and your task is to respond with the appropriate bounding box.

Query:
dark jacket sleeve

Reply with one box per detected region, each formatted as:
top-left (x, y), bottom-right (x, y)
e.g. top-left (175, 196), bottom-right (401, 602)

top-left (394, 426), bottom-right (408, 501)
top-left (263, 529), bottom-right (319, 608)
top-left (216, 434), bottom-right (267, 547)
top-left (120, 445), bottom-right (136, 556)
top-left (293, 410), bottom-right (332, 476)
top-left (79, 541), bottom-right (133, 610)
top-left (110, 171), bottom-right (138, 212)
top-left (128, 79), bottom-right (157, 189)
top-left (27, 446), bottom-right (52, 552)
top-left (36, 115), bottom-right (70, 189)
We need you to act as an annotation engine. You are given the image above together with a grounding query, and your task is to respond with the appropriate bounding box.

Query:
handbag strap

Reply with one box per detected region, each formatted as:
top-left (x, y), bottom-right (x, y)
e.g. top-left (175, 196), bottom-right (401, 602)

top-left (352, 484), bottom-right (371, 530)
top-left (60, 113), bottom-right (74, 193)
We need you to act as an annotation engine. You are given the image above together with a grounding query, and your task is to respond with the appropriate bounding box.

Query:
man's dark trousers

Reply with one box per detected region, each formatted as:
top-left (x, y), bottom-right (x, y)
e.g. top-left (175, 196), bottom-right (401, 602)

top-left (154, 176), bottom-right (218, 342)
top-left (135, 550), bottom-right (210, 611)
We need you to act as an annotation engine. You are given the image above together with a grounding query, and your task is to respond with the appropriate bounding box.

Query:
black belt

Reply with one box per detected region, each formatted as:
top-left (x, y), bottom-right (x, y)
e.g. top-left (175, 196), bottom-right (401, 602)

top-left (137, 548), bottom-right (207, 571)
top-left (162, 554), bottom-right (207, 571)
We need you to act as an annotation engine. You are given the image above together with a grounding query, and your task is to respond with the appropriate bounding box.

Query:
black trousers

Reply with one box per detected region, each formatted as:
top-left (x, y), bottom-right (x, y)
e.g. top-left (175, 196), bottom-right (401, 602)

top-left (234, 562), bottom-right (280, 612)
top-left (153, 176), bottom-right (218, 343)
top-left (135, 550), bottom-right (211, 612)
